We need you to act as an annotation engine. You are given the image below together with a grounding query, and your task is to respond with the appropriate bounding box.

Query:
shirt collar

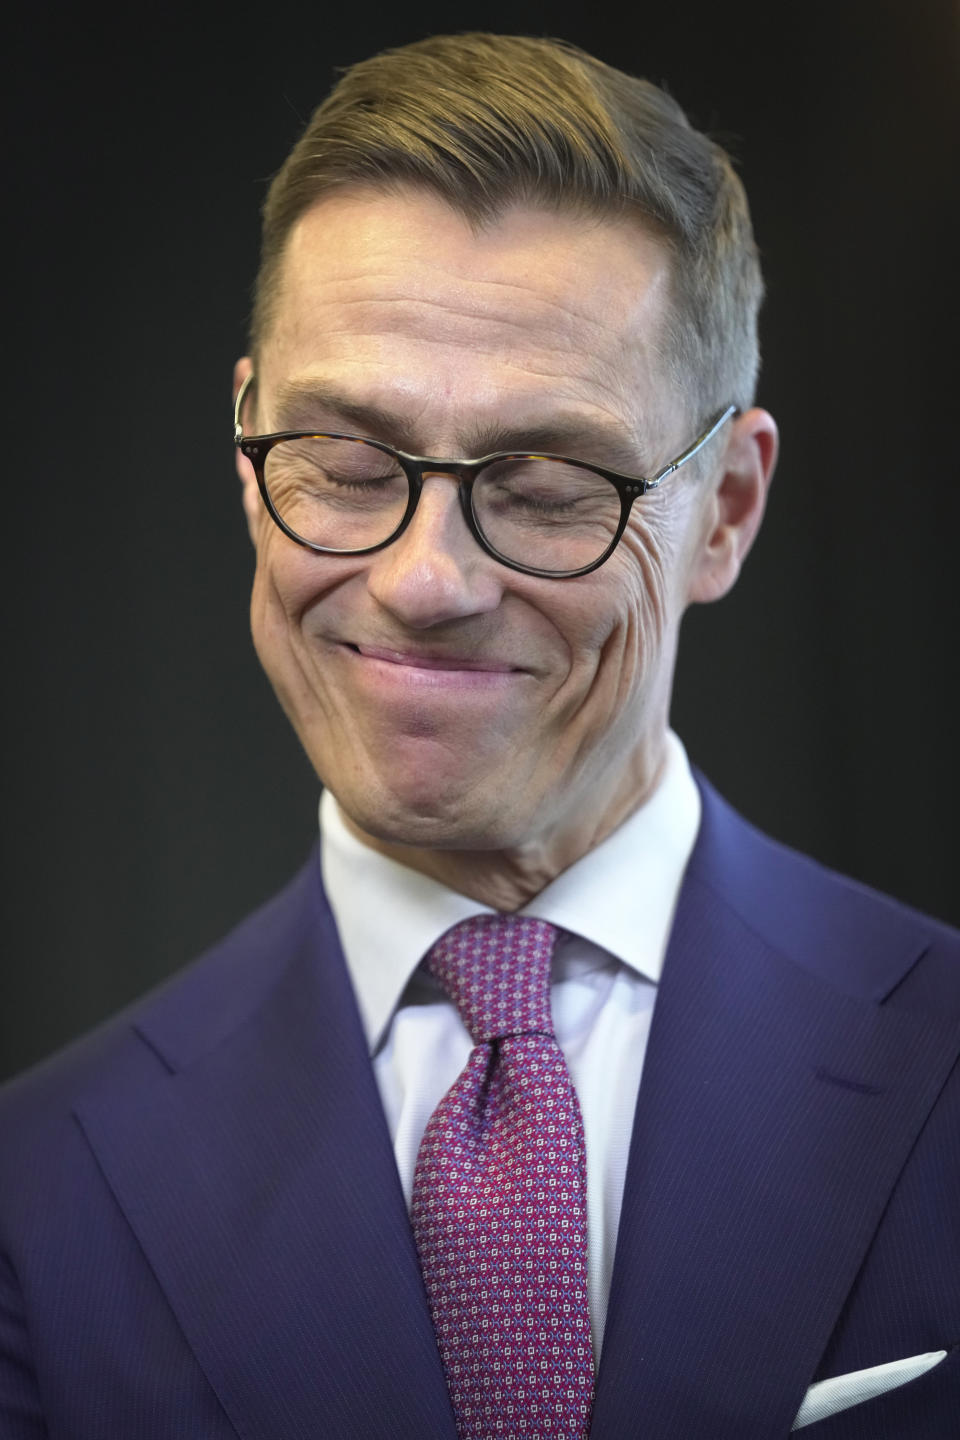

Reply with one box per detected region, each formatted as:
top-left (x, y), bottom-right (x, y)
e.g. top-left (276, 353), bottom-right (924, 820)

top-left (320, 730), bottom-right (701, 1054)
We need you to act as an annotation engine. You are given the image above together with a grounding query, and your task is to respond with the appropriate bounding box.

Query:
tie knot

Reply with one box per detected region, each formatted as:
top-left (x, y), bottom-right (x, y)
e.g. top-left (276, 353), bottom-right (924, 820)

top-left (424, 914), bottom-right (558, 1044)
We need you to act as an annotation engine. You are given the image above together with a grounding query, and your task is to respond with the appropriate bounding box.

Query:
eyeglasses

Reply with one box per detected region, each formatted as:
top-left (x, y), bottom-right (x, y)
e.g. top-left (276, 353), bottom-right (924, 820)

top-left (234, 374), bottom-right (737, 579)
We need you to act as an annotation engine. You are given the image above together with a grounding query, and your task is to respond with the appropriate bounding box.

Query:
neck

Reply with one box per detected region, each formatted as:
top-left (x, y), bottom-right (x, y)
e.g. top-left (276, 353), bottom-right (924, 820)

top-left (338, 735), bottom-right (669, 911)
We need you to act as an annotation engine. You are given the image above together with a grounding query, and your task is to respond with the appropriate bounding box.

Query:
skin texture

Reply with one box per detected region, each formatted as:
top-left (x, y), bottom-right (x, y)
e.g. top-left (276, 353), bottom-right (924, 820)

top-left (234, 187), bottom-right (778, 910)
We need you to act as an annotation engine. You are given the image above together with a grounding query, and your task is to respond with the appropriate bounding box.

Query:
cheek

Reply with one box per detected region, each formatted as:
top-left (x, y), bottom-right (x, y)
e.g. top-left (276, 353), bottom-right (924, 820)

top-left (558, 513), bottom-right (680, 729)
top-left (585, 517), bottom-right (676, 662)
top-left (247, 538), bottom-right (339, 701)
top-left (249, 538), bottom-right (297, 664)
top-left (250, 527), bottom-right (350, 633)
top-left (618, 491), bottom-right (699, 639)
top-left (247, 557), bottom-right (306, 731)
top-left (617, 525), bottom-right (673, 626)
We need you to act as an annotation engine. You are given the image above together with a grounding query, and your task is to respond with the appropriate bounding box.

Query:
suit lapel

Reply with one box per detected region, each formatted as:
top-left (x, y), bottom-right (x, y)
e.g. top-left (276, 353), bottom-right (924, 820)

top-left (75, 858), bottom-right (456, 1440)
top-left (591, 785), bottom-right (960, 1439)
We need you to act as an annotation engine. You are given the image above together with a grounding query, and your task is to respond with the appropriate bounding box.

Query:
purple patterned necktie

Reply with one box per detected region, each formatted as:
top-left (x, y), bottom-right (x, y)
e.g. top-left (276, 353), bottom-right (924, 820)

top-left (411, 914), bottom-right (594, 1439)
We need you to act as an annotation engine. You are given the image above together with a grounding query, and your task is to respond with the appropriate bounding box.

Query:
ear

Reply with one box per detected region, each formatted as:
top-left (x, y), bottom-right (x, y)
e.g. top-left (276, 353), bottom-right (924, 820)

top-left (233, 356), bottom-right (262, 547)
top-left (686, 407), bottom-right (779, 604)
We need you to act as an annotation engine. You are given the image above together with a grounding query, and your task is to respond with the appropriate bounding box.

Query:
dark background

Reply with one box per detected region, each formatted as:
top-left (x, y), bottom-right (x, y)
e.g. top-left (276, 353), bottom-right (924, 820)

top-left (3, 0), bottom-right (957, 1083)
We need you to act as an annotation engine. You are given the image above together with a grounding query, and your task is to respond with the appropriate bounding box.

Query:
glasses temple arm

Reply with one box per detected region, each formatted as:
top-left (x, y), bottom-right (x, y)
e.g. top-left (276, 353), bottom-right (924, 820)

top-left (233, 371), bottom-right (256, 444)
top-left (645, 404), bottom-right (739, 490)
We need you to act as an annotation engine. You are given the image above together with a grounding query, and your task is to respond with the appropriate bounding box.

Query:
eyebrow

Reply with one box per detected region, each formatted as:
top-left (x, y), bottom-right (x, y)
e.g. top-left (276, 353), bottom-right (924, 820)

top-left (269, 378), bottom-right (652, 474)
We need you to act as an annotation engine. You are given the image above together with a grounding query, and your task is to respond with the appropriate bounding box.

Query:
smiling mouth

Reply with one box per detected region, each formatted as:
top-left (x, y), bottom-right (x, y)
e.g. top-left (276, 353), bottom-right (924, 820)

top-left (347, 643), bottom-right (521, 673)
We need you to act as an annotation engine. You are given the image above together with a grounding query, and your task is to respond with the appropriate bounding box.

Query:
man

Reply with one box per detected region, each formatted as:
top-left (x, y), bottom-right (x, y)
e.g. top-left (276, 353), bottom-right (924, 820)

top-left (1, 32), bottom-right (957, 1439)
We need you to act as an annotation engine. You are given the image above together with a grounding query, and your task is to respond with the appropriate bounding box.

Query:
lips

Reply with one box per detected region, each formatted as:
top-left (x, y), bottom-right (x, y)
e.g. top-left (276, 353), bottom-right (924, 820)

top-left (350, 643), bottom-right (521, 673)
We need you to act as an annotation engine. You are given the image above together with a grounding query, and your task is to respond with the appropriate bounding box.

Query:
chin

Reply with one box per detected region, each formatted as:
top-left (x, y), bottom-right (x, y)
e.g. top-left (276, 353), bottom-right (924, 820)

top-left (315, 728), bottom-right (502, 834)
top-left (335, 772), bottom-right (526, 853)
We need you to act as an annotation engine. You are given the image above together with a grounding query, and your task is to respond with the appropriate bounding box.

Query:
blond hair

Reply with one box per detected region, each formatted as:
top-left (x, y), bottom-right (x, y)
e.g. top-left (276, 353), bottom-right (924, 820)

top-left (251, 33), bottom-right (763, 419)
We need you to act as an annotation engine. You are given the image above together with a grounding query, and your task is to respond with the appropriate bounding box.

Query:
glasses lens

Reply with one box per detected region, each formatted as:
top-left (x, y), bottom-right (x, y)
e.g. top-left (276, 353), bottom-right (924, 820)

top-left (262, 437), bottom-right (408, 550)
top-left (473, 458), bottom-right (621, 573)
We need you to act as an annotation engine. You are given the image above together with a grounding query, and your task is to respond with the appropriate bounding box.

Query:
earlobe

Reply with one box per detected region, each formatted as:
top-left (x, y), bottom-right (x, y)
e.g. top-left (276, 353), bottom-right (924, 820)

top-left (687, 407), bottom-right (779, 605)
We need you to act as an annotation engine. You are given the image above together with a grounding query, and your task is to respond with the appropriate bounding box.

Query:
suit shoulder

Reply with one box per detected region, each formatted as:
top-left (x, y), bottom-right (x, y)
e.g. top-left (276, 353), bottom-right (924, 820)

top-left (689, 771), bottom-right (960, 1003)
top-left (0, 848), bottom-right (326, 1140)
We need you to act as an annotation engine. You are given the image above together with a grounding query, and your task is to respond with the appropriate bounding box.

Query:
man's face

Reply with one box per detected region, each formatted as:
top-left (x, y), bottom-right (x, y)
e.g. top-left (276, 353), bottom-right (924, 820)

top-left (238, 188), bottom-right (734, 867)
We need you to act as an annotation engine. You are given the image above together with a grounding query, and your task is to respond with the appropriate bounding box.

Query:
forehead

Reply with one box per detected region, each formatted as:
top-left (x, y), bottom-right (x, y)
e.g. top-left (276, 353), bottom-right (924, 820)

top-left (261, 187), bottom-right (678, 453)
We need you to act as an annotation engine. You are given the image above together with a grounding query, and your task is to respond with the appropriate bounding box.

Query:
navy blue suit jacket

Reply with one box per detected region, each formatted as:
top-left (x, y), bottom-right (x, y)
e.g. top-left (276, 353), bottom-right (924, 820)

top-left (2, 774), bottom-right (959, 1437)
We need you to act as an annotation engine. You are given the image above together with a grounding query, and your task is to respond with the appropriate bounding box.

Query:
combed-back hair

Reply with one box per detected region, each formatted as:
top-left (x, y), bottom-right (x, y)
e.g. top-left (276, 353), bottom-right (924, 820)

top-left (251, 33), bottom-right (763, 421)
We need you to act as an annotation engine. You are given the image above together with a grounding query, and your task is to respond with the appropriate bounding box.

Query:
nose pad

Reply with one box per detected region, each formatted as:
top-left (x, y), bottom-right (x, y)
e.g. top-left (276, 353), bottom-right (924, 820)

top-left (403, 473), bottom-right (472, 555)
top-left (414, 469), bottom-right (482, 559)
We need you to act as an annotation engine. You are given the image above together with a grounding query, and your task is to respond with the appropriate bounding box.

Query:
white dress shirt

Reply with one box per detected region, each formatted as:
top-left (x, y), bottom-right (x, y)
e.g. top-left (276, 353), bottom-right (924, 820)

top-left (319, 729), bottom-right (701, 1366)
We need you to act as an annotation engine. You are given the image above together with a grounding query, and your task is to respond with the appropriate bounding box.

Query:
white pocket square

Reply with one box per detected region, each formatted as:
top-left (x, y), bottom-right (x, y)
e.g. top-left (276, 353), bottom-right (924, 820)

top-left (792, 1349), bottom-right (947, 1429)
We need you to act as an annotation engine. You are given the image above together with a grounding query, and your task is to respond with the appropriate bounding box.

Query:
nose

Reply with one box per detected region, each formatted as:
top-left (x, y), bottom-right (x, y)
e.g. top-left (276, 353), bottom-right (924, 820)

top-left (365, 474), bottom-right (504, 628)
